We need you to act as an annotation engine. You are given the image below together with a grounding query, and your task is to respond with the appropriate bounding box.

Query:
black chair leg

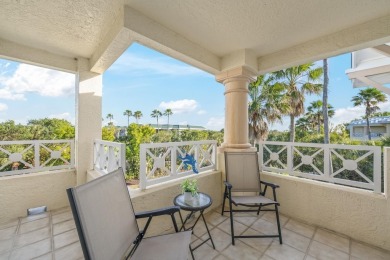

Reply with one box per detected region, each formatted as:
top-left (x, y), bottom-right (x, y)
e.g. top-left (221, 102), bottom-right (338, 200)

top-left (229, 199), bottom-right (235, 245)
top-left (221, 189), bottom-right (227, 216)
top-left (256, 204), bottom-right (262, 215)
top-left (171, 214), bottom-right (179, 232)
top-left (275, 204), bottom-right (282, 244)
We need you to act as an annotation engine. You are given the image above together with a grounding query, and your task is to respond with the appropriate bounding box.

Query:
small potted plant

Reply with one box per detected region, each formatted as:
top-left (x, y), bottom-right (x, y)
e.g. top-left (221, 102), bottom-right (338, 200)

top-left (181, 179), bottom-right (199, 203)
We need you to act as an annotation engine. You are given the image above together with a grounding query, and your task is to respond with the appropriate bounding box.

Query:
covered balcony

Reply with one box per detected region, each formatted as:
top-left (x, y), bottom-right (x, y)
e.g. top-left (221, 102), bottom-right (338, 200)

top-left (1, 0), bottom-right (390, 259)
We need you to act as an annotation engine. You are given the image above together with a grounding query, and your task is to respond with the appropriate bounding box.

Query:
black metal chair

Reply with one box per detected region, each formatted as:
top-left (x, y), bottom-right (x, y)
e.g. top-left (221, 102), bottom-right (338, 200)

top-left (221, 152), bottom-right (282, 245)
top-left (67, 168), bottom-right (191, 260)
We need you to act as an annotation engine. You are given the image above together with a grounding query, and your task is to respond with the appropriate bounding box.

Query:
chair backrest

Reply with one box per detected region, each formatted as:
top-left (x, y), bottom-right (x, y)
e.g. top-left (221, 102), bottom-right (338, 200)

top-left (67, 168), bottom-right (139, 260)
top-left (224, 152), bottom-right (261, 192)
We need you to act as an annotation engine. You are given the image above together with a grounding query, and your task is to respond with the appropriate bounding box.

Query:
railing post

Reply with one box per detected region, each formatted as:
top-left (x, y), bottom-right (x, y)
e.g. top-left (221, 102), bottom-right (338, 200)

top-left (171, 145), bottom-right (177, 176)
top-left (98, 143), bottom-right (105, 172)
top-left (323, 145), bottom-right (331, 182)
top-left (258, 142), bottom-right (263, 172)
top-left (287, 143), bottom-right (293, 175)
top-left (195, 144), bottom-right (199, 171)
top-left (34, 141), bottom-right (40, 169)
top-left (70, 140), bottom-right (75, 168)
top-left (212, 142), bottom-right (217, 170)
top-left (120, 143), bottom-right (126, 173)
top-left (140, 144), bottom-right (147, 190)
top-left (108, 146), bottom-right (115, 172)
top-left (373, 146), bottom-right (381, 193)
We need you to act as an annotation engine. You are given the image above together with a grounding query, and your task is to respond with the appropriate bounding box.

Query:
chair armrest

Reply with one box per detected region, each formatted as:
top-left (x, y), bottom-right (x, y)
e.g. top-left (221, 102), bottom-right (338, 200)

top-left (224, 181), bottom-right (232, 189)
top-left (260, 180), bottom-right (279, 189)
top-left (135, 206), bottom-right (180, 219)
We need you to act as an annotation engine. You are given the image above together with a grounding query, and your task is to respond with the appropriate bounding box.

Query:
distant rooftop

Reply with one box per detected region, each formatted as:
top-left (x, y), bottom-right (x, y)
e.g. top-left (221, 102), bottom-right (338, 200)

top-left (349, 116), bottom-right (390, 126)
top-left (115, 124), bottom-right (206, 130)
top-left (147, 124), bottom-right (206, 130)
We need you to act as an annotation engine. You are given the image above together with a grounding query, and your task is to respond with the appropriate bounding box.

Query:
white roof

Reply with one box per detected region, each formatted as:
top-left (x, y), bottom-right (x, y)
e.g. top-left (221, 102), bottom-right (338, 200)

top-left (349, 117), bottom-right (390, 126)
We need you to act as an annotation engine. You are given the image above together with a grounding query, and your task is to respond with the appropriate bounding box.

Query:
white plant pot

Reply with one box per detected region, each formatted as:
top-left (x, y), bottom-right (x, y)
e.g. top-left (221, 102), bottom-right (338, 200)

top-left (184, 192), bottom-right (194, 203)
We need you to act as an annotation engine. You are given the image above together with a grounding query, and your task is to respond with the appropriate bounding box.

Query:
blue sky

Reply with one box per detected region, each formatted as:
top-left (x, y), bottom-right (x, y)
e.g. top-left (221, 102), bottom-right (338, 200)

top-left (0, 43), bottom-right (388, 131)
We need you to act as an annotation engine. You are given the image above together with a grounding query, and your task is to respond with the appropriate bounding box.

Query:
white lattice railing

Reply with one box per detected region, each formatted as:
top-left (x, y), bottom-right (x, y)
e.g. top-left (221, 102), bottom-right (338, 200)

top-left (93, 140), bottom-right (126, 174)
top-left (259, 141), bottom-right (382, 193)
top-left (0, 140), bottom-right (74, 177)
top-left (140, 140), bottom-right (217, 190)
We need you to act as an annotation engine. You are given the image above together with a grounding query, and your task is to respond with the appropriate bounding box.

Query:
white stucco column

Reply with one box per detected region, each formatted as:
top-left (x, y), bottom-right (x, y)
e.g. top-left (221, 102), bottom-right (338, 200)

top-left (75, 58), bottom-right (102, 185)
top-left (216, 67), bottom-right (256, 151)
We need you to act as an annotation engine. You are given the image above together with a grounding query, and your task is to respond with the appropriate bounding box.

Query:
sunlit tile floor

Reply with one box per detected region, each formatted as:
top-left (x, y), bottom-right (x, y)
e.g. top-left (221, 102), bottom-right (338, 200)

top-left (1, 206), bottom-right (390, 260)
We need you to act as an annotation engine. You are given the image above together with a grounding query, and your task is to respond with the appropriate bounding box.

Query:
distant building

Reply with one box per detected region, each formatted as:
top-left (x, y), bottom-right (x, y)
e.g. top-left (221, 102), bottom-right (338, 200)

top-left (148, 124), bottom-right (206, 131)
top-left (115, 127), bottom-right (127, 139)
top-left (348, 116), bottom-right (390, 140)
top-left (114, 124), bottom-right (206, 138)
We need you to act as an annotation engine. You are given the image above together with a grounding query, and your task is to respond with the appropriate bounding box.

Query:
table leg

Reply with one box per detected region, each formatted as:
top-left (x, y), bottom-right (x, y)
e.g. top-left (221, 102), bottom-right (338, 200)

top-left (201, 210), bottom-right (215, 249)
top-left (178, 211), bottom-right (196, 231)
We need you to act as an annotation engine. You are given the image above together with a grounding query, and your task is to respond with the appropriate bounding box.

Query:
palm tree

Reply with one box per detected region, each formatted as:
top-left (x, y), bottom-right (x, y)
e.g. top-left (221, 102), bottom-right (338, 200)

top-left (123, 110), bottom-right (132, 126)
top-left (296, 117), bottom-right (312, 133)
top-left (133, 111), bottom-right (143, 124)
top-left (164, 109), bottom-right (173, 129)
top-left (273, 63), bottom-right (323, 142)
top-left (106, 113), bottom-right (114, 126)
top-left (151, 109), bottom-right (162, 130)
top-left (351, 88), bottom-right (387, 140)
top-left (306, 100), bottom-right (335, 133)
top-left (323, 58), bottom-right (330, 144)
top-left (248, 75), bottom-right (289, 144)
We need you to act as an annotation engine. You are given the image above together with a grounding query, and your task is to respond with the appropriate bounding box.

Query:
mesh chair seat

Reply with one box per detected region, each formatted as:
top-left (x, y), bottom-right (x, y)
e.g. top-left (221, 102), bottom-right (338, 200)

top-left (231, 195), bottom-right (277, 206)
top-left (132, 231), bottom-right (191, 260)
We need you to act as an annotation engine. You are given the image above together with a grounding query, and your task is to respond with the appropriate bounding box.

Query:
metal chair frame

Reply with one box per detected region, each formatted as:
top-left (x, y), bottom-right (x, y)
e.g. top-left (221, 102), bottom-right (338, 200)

top-left (67, 168), bottom-right (190, 260)
top-left (221, 152), bottom-right (283, 245)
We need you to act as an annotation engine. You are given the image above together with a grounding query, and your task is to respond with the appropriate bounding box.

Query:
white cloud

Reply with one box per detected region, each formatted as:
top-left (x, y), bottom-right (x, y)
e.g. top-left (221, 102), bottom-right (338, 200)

top-left (49, 112), bottom-right (75, 124)
top-left (159, 99), bottom-right (198, 114)
top-left (0, 103), bottom-right (8, 112)
top-left (109, 53), bottom-right (205, 76)
top-left (206, 116), bottom-right (224, 131)
top-left (0, 64), bottom-right (75, 100)
top-left (179, 121), bottom-right (188, 125)
top-left (197, 110), bottom-right (207, 115)
top-left (331, 100), bottom-right (390, 126)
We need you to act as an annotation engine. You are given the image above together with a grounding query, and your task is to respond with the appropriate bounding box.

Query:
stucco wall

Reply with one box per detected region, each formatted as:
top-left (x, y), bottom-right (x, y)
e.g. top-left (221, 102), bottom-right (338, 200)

top-left (371, 126), bottom-right (386, 133)
top-left (0, 170), bottom-right (76, 223)
top-left (130, 170), bottom-right (222, 237)
top-left (261, 166), bottom-right (390, 251)
top-left (353, 126), bottom-right (364, 134)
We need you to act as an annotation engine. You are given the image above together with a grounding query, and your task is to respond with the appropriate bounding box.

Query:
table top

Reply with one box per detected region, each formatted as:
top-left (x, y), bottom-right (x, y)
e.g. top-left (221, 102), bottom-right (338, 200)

top-left (174, 192), bottom-right (212, 211)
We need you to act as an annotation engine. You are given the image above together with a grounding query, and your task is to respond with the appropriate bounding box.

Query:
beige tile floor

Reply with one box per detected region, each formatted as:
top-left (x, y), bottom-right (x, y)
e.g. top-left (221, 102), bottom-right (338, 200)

top-left (1, 206), bottom-right (390, 260)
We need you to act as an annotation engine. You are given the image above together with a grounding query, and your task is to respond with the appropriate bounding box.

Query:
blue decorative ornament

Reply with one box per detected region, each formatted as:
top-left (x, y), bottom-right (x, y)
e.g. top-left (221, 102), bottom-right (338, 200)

top-left (179, 153), bottom-right (198, 173)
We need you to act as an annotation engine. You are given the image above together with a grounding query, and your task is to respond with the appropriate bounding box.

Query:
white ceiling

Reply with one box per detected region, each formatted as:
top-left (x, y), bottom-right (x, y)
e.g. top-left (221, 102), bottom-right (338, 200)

top-left (1, 0), bottom-right (390, 74)
top-left (0, 0), bottom-right (122, 58)
top-left (127, 0), bottom-right (390, 57)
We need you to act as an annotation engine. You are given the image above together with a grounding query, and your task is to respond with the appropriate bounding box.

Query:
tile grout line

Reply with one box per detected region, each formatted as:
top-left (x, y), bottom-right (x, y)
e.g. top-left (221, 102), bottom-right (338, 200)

top-left (50, 211), bottom-right (54, 260)
top-left (348, 237), bottom-right (352, 260)
top-left (7, 217), bottom-right (21, 260)
top-left (258, 215), bottom-right (290, 260)
top-left (302, 225), bottom-right (318, 260)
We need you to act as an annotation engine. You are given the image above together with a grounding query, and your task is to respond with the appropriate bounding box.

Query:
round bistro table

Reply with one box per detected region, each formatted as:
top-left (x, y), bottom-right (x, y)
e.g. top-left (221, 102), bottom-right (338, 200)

top-left (173, 192), bottom-right (215, 257)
